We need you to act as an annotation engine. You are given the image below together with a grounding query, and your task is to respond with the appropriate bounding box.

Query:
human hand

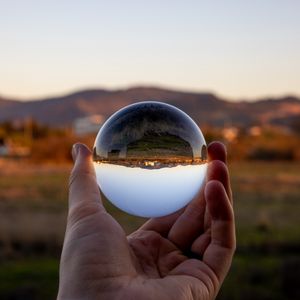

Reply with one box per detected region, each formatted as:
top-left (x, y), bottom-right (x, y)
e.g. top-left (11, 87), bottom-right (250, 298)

top-left (57, 142), bottom-right (235, 300)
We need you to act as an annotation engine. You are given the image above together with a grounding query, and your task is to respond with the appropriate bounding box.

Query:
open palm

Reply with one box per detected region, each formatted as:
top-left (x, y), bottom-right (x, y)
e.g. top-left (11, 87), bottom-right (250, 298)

top-left (58, 142), bottom-right (235, 300)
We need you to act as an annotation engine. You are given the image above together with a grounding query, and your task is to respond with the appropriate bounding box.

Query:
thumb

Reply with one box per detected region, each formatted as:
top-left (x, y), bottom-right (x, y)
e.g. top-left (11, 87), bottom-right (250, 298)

top-left (69, 143), bottom-right (104, 211)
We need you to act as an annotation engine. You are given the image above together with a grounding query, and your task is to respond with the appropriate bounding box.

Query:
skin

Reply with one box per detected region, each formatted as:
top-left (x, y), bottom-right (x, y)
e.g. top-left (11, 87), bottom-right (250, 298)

top-left (57, 141), bottom-right (235, 300)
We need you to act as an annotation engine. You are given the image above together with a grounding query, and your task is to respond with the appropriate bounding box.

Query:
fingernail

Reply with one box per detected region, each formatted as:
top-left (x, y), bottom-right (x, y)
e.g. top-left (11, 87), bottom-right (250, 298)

top-left (72, 144), bottom-right (80, 161)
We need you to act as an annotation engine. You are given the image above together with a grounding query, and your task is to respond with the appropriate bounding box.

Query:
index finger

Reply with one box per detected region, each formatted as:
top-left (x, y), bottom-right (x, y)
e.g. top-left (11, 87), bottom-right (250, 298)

top-left (202, 180), bottom-right (235, 282)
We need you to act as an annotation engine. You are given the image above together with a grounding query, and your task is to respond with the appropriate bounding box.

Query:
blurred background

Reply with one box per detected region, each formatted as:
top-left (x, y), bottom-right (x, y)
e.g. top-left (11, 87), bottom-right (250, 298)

top-left (1, 1), bottom-right (300, 299)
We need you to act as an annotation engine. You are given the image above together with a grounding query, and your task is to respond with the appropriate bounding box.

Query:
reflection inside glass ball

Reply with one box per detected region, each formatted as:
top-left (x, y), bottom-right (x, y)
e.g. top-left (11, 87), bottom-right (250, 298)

top-left (93, 101), bottom-right (207, 218)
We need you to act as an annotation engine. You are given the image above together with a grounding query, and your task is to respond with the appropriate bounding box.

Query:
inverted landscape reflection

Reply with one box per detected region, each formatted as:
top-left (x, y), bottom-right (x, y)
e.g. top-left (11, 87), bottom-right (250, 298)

top-left (93, 101), bottom-right (207, 217)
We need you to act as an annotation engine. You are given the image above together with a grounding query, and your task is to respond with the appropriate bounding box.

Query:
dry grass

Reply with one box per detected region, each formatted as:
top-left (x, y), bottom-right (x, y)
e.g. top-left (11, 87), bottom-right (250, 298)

top-left (0, 159), bottom-right (300, 299)
top-left (1, 159), bottom-right (299, 256)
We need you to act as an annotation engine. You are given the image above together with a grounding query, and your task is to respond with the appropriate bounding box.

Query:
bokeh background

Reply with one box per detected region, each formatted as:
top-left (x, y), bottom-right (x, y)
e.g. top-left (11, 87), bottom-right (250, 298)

top-left (1, 1), bottom-right (300, 299)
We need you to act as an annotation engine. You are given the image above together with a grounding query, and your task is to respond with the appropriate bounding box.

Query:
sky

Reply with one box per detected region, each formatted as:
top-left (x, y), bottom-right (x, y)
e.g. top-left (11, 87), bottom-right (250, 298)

top-left (1, 0), bottom-right (300, 101)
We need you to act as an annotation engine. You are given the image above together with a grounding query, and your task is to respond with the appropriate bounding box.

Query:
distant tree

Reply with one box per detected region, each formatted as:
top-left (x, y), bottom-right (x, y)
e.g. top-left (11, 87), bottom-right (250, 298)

top-left (291, 119), bottom-right (300, 136)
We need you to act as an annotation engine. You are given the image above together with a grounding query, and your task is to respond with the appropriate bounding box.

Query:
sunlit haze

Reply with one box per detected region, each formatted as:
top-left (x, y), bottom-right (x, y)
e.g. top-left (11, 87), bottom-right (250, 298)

top-left (1, 1), bottom-right (299, 100)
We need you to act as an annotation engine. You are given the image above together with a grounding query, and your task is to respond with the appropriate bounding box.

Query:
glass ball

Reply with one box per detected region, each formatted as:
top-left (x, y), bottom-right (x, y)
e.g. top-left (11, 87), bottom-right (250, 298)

top-left (93, 101), bottom-right (207, 218)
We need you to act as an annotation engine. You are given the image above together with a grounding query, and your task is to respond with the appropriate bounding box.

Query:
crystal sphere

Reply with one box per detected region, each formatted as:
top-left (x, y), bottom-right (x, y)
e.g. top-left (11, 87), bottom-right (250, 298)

top-left (93, 101), bottom-right (207, 218)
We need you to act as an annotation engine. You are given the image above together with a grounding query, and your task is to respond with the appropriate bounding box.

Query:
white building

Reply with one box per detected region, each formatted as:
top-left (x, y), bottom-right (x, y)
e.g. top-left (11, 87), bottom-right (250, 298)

top-left (73, 115), bottom-right (105, 136)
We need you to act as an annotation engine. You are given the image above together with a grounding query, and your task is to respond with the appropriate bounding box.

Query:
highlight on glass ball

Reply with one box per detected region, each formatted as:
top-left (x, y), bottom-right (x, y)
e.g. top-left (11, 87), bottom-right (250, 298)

top-left (93, 101), bottom-right (208, 218)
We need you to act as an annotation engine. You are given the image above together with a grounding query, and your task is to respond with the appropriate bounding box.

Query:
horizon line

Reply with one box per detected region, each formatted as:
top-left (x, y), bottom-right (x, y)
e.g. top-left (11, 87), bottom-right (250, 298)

top-left (0, 84), bottom-right (299, 103)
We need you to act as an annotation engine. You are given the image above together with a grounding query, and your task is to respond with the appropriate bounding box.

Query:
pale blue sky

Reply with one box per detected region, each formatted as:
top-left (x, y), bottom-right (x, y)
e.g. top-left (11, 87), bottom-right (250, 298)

top-left (1, 0), bottom-right (299, 100)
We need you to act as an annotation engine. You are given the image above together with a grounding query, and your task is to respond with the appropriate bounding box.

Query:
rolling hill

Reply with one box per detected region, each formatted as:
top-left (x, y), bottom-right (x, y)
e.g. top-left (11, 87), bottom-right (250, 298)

top-left (0, 87), bottom-right (300, 130)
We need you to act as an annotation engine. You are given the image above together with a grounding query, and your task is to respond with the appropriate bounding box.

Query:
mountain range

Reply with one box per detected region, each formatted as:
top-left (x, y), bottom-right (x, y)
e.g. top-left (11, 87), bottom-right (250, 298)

top-left (0, 87), bottom-right (300, 129)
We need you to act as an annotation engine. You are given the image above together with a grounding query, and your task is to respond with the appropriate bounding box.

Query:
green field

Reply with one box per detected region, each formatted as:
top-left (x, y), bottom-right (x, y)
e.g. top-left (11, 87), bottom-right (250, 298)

top-left (0, 160), bottom-right (299, 299)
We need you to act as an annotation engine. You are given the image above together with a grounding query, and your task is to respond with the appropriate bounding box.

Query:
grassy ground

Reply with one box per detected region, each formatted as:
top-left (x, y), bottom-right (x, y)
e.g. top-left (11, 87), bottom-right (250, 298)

top-left (230, 161), bottom-right (300, 248)
top-left (0, 160), bottom-right (299, 299)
